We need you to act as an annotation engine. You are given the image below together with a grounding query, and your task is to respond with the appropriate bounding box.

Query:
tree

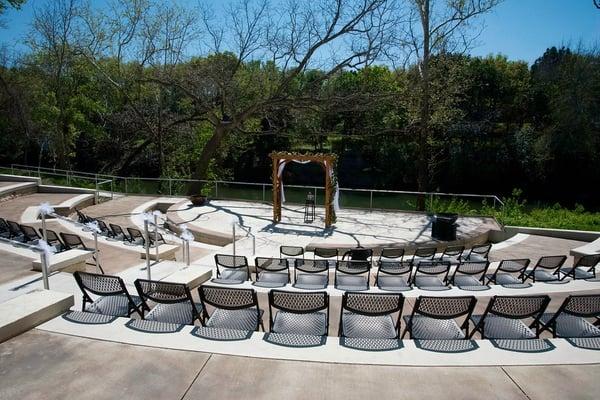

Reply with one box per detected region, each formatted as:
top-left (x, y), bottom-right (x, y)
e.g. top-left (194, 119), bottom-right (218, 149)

top-left (393, 0), bottom-right (503, 208)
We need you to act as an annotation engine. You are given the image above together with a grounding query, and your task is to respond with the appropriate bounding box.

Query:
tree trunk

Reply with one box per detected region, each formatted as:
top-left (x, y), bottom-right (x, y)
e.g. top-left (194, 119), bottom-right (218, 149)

top-left (187, 124), bottom-right (228, 196)
top-left (416, 0), bottom-right (431, 212)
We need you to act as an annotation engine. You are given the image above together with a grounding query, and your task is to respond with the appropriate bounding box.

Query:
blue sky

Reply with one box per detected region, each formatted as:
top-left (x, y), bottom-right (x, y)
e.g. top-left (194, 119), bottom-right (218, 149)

top-left (1, 0), bottom-right (598, 65)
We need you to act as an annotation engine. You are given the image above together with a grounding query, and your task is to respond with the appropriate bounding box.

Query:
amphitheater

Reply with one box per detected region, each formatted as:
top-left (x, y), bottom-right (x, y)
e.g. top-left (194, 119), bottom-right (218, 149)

top-left (0, 173), bottom-right (599, 400)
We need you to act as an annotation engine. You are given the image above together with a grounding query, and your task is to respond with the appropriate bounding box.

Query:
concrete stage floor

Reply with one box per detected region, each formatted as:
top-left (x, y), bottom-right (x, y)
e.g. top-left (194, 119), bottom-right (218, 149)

top-left (170, 200), bottom-right (502, 250)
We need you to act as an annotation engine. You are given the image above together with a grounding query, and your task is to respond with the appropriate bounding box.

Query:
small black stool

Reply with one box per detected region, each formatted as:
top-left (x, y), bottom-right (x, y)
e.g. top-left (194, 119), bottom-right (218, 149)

top-left (304, 192), bottom-right (315, 223)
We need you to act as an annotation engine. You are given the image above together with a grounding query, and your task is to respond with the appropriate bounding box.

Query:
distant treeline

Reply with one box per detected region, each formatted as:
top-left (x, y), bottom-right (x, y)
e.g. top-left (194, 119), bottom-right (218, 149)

top-left (0, 46), bottom-right (598, 207)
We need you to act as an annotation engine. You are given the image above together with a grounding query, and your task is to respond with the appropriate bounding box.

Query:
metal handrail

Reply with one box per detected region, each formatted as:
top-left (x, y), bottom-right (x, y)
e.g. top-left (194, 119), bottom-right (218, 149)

top-left (4, 163), bottom-right (504, 208)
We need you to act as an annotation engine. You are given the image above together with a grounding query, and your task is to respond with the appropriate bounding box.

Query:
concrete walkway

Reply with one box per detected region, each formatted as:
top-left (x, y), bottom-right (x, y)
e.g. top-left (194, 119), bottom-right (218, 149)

top-left (0, 330), bottom-right (597, 400)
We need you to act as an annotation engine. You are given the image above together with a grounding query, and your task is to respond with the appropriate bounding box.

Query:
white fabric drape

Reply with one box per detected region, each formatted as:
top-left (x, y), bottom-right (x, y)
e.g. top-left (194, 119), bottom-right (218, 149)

top-left (277, 159), bottom-right (340, 211)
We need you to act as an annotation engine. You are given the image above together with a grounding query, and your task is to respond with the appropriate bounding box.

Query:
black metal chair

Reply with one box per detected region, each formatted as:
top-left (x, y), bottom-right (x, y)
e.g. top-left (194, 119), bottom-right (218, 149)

top-left (335, 260), bottom-right (371, 291)
top-left (19, 224), bottom-right (41, 243)
top-left (540, 294), bottom-right (600, 338)
top-left (411, 246), bottom-right (437, 264)
top-left (6, 220), bottom-right (24, 241)
top-left (74, 271), bottom-right (143, 317)
top-left (486, 259), bottom-right (530, 286)
top-left (450, 261), bottom-right (489, 289)
top-left (134, 279), bottom-right (202, 325)
top-left (60, 232), bottom-right (104, 273)
top-left (470, 295), bottom-right (550, 339)
top-left (293, 259), bottom-right (329, 290)
top-left (127, 227), bottom-right (145, 246)
top-left (198, 285), bottom-right (263, 331)
top-left (340, 292), bottom-right (404, 340)
top-left (412, 261), bottom-right (451, 289)
top-left (341, 247), bottom-right (373, 263)
top-left (438, 245), bottom-right (465, 264)
top-left (213, 254), bottom-right (250, 284)
top-left (403, 296), bottom-right (476, 339)
top-left (254, 257), bottom-right (290, 288)
top-left (40, 228), bottom-right (66, 252)
top-left (269, 290), bottom-right (329, 337)
top-left (280, 245), bottom-right (304, 259)
top-left (149, 231), bottom-right (167, 246)
top-left (96, 220), bottom-right (113, 237)
top-left (560, 254), bottom-right (600, 280)
top-left (109, 223), bottom-right (131, 242)
top-left (376, 260), bottom-right (413, 291)
top-left (379, 247), bottom-right (405, 262)
top-left (76, 209), bottom-right (93, 223)
top-left (313, 247), bottom-right (338, 260)
top-left (462, 243), bottom-right (492, 262)
top-left (524, 255), bottom-right (567, 282)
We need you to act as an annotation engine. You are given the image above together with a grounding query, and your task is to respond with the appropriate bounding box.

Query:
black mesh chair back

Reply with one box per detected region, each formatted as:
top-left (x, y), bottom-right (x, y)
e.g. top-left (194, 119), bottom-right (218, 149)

top-left (413, 247), bottom-right (436, 260)
top-left (73, 271), bottom-right (141, 317)
top-left (488, 259), bottom-right (530, 284)
top-left (412, 261), bottom-right (451, 285)
top-left (379, 247), bottom-right (405, 261)
top-left (109, 223), bottom-right (130, 241)
top-left (313, 247), bottom-right (338, 259)
top-left (269, 290), bottom-right (329, 334)
top-left (376, 260), bottom-right (412, 281)
top-left (341, 247), bottom-right (373, 262)
top-left (404, 296), bottom-right (476, 339)
top-left (199, 286), bottom-right (258, 310)
top-left (412, 296), bottom-right (476, 320)
top-left (340, 292), bottom-right (404, 339)
top-left (19, 224), bottom-right (41, 242)
top-left (451, 261), bottom-right (489, 285)
top-left (535, 255), bottom-right (567, 271)
top-left (440, 245), bottom-right (464, 260)
top-left (60, 232), bottom-right (90, 250)
top-left (134, 279), bottom-right (199, 324)
top-left (558, 294), bottom-right (600, 318)
top-left (214, 254), bottom-right (250, 280)
top-left (280, 245), bottom-right (304, 258)
top-left (464, 243), bottom-right (492, 260)
top-left (294, 258), bottom-right (329, 274)
top-left (127, 227), bottom-right (145, 244)
top-left (484, 295), bottom-right (550, 319)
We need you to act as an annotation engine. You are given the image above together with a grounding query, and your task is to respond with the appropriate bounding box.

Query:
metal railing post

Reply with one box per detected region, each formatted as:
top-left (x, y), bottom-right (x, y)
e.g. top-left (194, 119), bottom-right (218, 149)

top-left (262, 184), bottom-right (266, 202)
top-left (369, 191), bottom-right (373, 210)
top-left (169, 178), bottom-right (172, 196)
top-left (154, 213), bottom-right (159, 263)
top-left (232, 223), bottom-right (236, 258)
top-left (215, 181), bottom-right (218, 198)
top-left (144, 219), bottom-right (151, 279)
top-left (40, 251), bottom-right (50, 290)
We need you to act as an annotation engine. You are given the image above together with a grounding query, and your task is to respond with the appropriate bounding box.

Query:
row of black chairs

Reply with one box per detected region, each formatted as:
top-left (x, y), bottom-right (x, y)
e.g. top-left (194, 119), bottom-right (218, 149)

top-left (0, 217), bottom-right (105, 273)
top-left (73, 271), bottom-right (600, 343)
top-left (212, 253), bottom-right (600, 291)
top-left (75, 209), bottom-right (165, 247)
top-left (280, 243), bottom-right (492, 264)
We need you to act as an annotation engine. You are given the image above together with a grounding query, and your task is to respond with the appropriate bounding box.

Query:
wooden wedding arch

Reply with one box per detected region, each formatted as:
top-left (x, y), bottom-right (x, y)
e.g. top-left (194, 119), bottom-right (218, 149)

top-left (270, 152), bottom-right (337, 228)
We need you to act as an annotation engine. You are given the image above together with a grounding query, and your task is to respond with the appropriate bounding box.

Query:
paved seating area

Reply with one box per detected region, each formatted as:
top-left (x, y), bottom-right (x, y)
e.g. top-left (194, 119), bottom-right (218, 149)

top-left (1, 185), bottom-right (599, 399)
